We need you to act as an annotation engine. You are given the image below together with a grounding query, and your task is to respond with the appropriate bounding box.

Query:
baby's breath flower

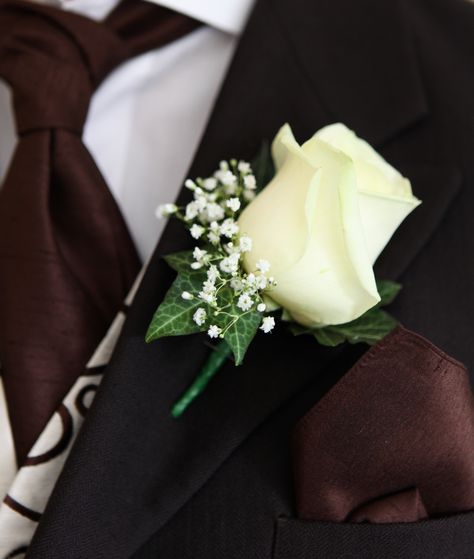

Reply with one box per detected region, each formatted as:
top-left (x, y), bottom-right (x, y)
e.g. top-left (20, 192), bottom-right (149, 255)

top-left (207, 266), bottom-right (219, 282)
top-left (186, 201), bottom-right (200, 220)
top-left (204, 202), bottom-right (225, 222)
top-left (220, 253), bottom-right (240, 274)
top-left (244, 174), bottom-right (256, 190)
top-left (238, 161), bottom-right (250, 174)
top-left (219, 161), bottom-right (229, 171)
top-left (208, 324), bottom-right (222, 338)
top-left (193, 308), bottom-right (207, 326)
top-left (156, 203), bottom-right (177, 218)
top-left (226, 198), bottom-right (241, 213)
top-left (243, 190), bottom-right (256, 202)
top-left (199, 290), bottom-right (216, 305)
top-left (185, 179), bottom-right (196, 190)
top-left (230, 277), bottom-right (244, 292)
top-left (190, 224), bottom-right (205, 239)
top-left (194, 195), bottom-right (207, 212)
top-left (220, 218), bottom-right (239, 238)
top-left (256, 259), bottom-right (271, 273)
top-left (201, 279), bottom-right (216, 294)
top-left (239, 236), bottom-right (252, 253)
top-left (257, 303), bottom-right (266, 313)
top-left (191, 262), bottom-right (203, 270)
top-left (208, 231), bottom-right (220, 245)
top-left (260, 316), bottom-right (275, 333)
top-left (193, 247), bottom-right (208, 263)
top-left (237, 293), bottom-right (253, 312)
top-left (181, 291), bottom-right (194, 300)
top-left (219, 170), bottom-right (237, 186)
top-left (203, 177), bottom-right (217, 191)
top-left (256, 275), bottom-right (268, 290)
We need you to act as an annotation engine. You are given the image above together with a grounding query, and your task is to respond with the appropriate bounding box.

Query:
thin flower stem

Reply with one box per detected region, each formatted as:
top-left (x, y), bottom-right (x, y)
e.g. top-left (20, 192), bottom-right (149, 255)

top-left (171, 339), bottom-right (233, 418)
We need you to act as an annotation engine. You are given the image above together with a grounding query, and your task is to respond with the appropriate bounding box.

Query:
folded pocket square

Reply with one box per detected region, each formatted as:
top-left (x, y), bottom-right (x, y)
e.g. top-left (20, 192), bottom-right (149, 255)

top-left (293, 325), bottom-right (474, 523)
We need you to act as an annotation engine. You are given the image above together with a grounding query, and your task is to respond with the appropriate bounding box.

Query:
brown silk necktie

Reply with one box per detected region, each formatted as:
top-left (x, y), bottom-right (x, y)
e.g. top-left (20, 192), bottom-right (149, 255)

top-left (293, 326), bottom-right (474, 523)
top-left (0, 0), bottom-right (201, 465)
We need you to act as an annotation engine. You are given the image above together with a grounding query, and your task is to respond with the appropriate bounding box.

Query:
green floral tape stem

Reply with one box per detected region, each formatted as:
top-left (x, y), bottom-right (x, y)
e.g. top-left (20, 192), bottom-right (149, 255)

top-left (171, 339), bottom-right (233, 418)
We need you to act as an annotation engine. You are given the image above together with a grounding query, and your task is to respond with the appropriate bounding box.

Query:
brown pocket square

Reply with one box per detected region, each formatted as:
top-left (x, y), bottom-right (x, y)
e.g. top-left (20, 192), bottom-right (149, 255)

top-left (293, 326), bottom-right (474, 523)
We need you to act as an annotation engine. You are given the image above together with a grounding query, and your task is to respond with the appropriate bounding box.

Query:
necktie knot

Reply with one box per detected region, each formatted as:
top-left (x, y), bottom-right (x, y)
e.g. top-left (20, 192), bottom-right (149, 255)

top-left (0, 1), bottom-right (129, 135)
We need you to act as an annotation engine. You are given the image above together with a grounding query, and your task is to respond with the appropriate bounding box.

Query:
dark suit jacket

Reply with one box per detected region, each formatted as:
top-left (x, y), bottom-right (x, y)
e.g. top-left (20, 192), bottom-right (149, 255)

top-left (27, 0), bottom-right (474, 557)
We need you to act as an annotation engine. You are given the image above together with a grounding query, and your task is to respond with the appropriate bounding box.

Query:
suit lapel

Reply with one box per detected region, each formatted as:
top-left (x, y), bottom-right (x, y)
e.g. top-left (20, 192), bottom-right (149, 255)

top-left (28, 1), bottom-right (460, 557)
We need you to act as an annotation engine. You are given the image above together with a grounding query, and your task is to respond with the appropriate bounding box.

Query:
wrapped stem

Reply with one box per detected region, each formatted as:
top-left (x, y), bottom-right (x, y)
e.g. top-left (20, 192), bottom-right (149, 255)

top-left (171, 339), bottom-right (233, 418)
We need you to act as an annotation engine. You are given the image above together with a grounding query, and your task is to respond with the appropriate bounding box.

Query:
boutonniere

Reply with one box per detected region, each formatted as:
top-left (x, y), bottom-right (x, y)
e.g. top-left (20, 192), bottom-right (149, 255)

top-left (146, 124), bottom-right (421, 417)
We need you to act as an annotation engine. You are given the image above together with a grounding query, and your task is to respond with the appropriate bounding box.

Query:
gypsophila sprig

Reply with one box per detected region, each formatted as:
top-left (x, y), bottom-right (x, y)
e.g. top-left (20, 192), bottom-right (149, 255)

top-left (147, 158), bottom-right (277, 362)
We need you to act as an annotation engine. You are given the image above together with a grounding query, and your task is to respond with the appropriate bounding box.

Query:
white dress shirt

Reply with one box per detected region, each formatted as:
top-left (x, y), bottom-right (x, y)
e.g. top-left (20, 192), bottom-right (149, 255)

top-left (0, 0), bottom-right (255, 500)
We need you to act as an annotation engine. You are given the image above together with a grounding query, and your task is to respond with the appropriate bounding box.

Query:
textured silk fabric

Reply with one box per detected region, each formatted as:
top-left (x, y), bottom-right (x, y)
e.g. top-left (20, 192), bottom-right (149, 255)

top-left (0, 0), bottom-right (200, 465)
top-left (293, 326), bottom-right (474, 523)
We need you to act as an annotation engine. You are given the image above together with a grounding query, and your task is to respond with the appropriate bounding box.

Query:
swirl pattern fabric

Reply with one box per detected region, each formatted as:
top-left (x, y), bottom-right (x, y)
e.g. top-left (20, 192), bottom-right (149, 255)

top-left (0, 0), bottom-right (200, 465)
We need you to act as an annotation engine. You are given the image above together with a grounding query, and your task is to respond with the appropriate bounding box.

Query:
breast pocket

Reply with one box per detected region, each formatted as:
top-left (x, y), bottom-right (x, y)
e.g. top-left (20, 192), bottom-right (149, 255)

top-left (273, 513), bottom-right (474, 559)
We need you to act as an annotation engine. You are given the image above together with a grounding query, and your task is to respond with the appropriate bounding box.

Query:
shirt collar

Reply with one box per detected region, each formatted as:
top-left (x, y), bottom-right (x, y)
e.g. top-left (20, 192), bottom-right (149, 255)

top-left (143, 0), bottom-right (255, 34)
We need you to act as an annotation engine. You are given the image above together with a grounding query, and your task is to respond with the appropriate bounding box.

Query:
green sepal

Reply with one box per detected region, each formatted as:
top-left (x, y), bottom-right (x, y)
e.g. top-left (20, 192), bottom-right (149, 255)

top-left (251, 141), bottom-right (275, 192)
top-left (376, 279), bottom-right (402, 307)
top-left (145, 269), bottom-right (207, 342)
top-left (313, 308), bottom-right (397, 347)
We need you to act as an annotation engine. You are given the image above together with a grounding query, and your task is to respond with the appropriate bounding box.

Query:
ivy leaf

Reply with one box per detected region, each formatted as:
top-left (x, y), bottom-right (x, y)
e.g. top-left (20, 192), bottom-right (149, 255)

top-left (313, 328), bottom-right (347, 347)
top-left (164, 251), bottom-right (194, 274)
top-left (315, 308), bottom-right (397, 347)
top-left (224, 310), bottom-right (262, 366)
top-left (216, 286), bottom-right (262, 365)
top-left (376, 279), bottom-right (402, 307)
top-left (251, 140), bottom-right (275, 191)
top-left (145, 270), bottom-right (207, 342)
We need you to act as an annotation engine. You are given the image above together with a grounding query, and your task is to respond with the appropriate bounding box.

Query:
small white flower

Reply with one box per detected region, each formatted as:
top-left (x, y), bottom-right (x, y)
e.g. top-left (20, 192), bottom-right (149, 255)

top-left (268, 276), bottom-right (277, 287)
top-left (201, 280), bottom-right (216, 294)
top-left (203, 177), bottom-right (217, 191)
top-left (238, 161), bottom-right (251, 174)
top-left (256, 259), bottom-right (271, 273)
top-left (226, 198), bottom-right (241, 212)
top-left (230, 277), bottom-right (244, 292)
top-left (243, 190), bottom-right (256, 202)
top-left (190, 224), bottom-right (205, 239)
top-left (156, 203), bottom-right (177, 218)
top-left (219, 160), bottom-right (229, 171)
top-left (199, 291), bottom-right (216, 305)
top-left (245, 273), bottom-right (257, 291)
top-left (208, 325), bottom-right (222, 338)
top-left (237, 293), bottom-right (253, 311)
top-left (185, 201), bottom-right (200, 220)
top-left (185, 179), bottom-right (196, 190)
top-left (191, 262), bottom-right (203, 270)
top-left (219, 253), bottom-right (240, 274)
top-left (257, 303), bottom-right (266, 312)
top-left (208, 231), bottom-right (221, 245)
top-left (205, 202), bottom-right (225, 222)
top-left (260, 316), bottom-right (275, 333)
top-left (194, 195), bottom-right (208, 212)
top-left (244, 174), bottom-right (257, 190)
top-left (220, 218), bottom-right (239, 238)
top-left (193, 247), bottom-right (208, 262)
top-left (207, 265), bottom-right (219, 282)
top-left (181, 291), bottom-right (193, 300)
top-left (193, 308), bottom-right (207, 326)
top-left (220, 170), bottom-right (237, 186)
top-left (256, 275), bottom-right (268, 290)
top-left (239, 236), bottom-right (252, 253)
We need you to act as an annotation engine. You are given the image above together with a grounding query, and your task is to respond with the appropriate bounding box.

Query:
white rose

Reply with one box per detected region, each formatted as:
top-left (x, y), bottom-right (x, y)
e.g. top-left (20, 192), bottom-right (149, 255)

top-left (238, 123), bottom-right (420, 327)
